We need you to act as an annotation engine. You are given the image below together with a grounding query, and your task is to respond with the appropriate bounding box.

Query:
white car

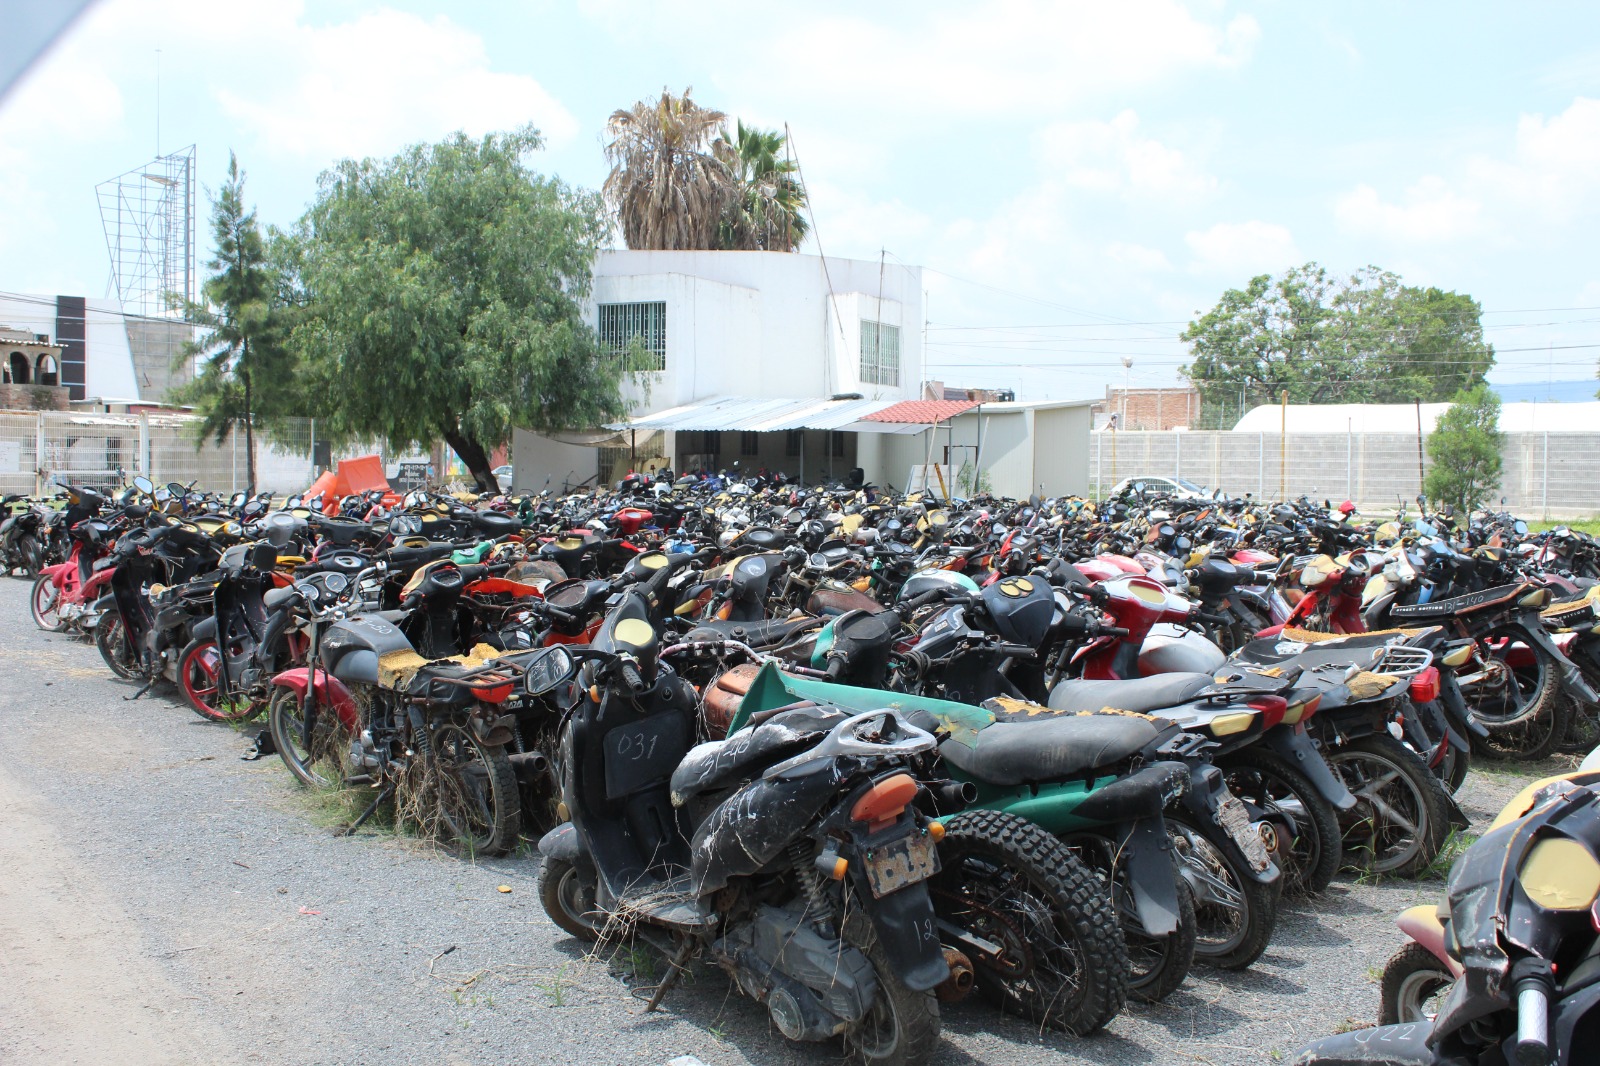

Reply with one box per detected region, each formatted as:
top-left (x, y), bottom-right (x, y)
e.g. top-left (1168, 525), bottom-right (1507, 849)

top-left (1110, 476), bottom-right (1213, 500)
top-left (493, 465), bottom-right (513, 493)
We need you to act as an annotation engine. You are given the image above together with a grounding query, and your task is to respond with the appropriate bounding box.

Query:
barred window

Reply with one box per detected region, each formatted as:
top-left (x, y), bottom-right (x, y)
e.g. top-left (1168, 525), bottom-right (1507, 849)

top-left (740, 431), bottom-right (759, 456)
top-left (597, 301), bottom-right (667, 371)
top-left (860, 320), bottom-right (900, 386)
top-left (785, 430), bottom-right (803, 457)
top-left (830, 431), bottom-right (846, 457)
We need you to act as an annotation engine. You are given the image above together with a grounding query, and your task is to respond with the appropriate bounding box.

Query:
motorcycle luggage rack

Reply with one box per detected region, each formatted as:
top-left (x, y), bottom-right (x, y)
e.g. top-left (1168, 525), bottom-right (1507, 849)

top-left (1371, 645), bottom-right (1432, 677)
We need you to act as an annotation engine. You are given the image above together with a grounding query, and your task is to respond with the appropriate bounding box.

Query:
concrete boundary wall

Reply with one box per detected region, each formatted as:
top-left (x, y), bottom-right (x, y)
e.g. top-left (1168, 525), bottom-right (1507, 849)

top-left (1091, 430), bottom-right (1599, 518)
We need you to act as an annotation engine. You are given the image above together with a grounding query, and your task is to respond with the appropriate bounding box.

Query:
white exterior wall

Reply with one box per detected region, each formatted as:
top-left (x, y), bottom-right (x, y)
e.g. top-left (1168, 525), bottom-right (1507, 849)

top-left (591, 250), bottom-right (923, 413)
top-left (0, 294), bottom-right (143, 400)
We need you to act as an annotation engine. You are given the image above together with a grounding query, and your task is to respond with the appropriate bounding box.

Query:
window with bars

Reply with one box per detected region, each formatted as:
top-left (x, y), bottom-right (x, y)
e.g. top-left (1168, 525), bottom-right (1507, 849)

top-left (597, 301), bottom-right (667, 371)
top-left (831, 431), bottom-right (846, 457)
top-left (785, 430), bottom-right (803, 457)
top-left (740, 431), bottom-right (759, 456)
top-left (860, 320), bottom-right (900, 386)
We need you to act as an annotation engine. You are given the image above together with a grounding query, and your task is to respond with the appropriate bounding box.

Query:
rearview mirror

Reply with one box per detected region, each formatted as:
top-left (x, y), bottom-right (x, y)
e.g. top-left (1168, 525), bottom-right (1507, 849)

top-left (132, 475), bottom-right (154, 494)
top-left (524, 646), bottom-right (575, 696)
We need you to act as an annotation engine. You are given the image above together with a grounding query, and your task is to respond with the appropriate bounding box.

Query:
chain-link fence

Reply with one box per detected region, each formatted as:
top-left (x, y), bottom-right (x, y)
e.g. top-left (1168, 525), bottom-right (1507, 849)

top-left (1091, 429), bottom-right (1600, 518)
top-left (0, 411), bottom-right (405, 497)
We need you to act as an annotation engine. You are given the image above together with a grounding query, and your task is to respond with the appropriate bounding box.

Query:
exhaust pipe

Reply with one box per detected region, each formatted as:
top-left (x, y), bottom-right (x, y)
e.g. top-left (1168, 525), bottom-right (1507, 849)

top-left (935, 948), bottom-right (975, 1002)
top-left (508, 751), bottom-right (550, 785)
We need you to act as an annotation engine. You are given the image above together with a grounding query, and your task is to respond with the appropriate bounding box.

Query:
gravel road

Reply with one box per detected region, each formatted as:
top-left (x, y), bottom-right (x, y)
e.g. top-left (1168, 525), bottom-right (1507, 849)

top-left (0, 575), bottom-right (1558, 1066)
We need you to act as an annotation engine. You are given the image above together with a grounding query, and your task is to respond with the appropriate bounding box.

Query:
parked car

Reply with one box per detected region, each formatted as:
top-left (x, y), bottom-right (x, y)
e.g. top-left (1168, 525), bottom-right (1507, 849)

top-left (493, 465), bottom-right (513, 493)
top-left (1110, 476), bottom-right (1212, 500)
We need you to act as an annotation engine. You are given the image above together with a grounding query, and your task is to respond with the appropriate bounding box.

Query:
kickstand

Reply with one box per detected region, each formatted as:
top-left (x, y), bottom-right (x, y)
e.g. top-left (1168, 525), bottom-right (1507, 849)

top-left (124, 674), bottom-right (159, 701)
top-left (340, 783), bottom-right (394, 836)
top-left (642, 936), bottom-right (696, 1013)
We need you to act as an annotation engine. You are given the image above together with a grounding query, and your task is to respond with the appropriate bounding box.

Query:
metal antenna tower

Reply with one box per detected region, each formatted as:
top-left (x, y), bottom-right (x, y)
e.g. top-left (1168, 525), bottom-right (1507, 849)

top-left (96, 145), bottom-right (197, 317)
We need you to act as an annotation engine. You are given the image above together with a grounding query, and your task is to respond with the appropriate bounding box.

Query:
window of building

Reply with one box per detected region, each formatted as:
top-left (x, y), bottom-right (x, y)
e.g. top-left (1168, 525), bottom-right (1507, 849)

top-left (597, 301), bottom-right (667, 371)
top-left (830, 431), bottom-right (846, 457)
top-left (740, 431), bottom-right (759, 457)
top-left (860, 320), bottom-right (900, 386)
top-left (785, 430), bottom-right (803, 457)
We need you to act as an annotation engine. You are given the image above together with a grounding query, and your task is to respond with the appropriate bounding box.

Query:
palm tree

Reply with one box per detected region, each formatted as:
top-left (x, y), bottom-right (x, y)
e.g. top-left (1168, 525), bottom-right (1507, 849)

top-left (603, 88), bottom-right (736, 250)
top-left (719, 120), bottom-right (809, 252)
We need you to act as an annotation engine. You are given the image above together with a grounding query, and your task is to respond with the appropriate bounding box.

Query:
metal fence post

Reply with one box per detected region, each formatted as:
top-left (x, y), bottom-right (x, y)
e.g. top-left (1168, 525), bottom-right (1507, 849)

top-left (231, 432), bottom-right (238, 494)
top-left (1543, 431), bottom-right (1550, 520)
top-left (1174, 431), bottom-right (1182, 480)
top-left (137, 413), bottom-right (151, 479)
top-left (34, 412), bottom-right (45, 496)
top-left (1258, 433), bottom-right (1264, 497)
top-left (1346, 423), bottom-right (1352, 501)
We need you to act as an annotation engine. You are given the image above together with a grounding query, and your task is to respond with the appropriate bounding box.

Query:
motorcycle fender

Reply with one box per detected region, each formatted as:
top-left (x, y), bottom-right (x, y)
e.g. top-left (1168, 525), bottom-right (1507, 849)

top-left (852, 880), bottom-right (948, 992)
top-left (1394, 905), bottom-right (1461, 978)
top-left (1117, 817), bottom-right (1182, 936)
top-left (190, 616), bottom-right (217, 642)
top-left (1287, 1021), bottom-right (1432, 1066)
top-left (1438, 669), bottom-right (1489, 739)
top-left (1516, 620), bottom-right (1600, 704)
top-left (41, 560), bottom-right (72, 587)
top-left (1265, 725), bottom-right (1357, 811)
top-left (1181, 762), bottom-right (1279, 885)
top-left (1072, 761), bottom-right (1189, 824)
top-left (268, 668), bottom-right (359, 731)
top-left (537, 821), bottom-right (581, 862)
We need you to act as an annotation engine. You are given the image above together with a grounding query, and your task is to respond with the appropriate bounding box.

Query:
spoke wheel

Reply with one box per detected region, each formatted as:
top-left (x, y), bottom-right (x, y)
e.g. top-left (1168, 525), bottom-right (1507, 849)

top-left (1220, 749), bottom-right (1341, 896)
top-left (402, 720), bottom-right (520, 857)
top-left (30, 574), bottom-right (64, 631)
top-left (268, 684), bottom-right (356, 790)
top-left (932, 809), bottom-right (1127, 1034)
top-left (1166, 813), bottom-right (1279, 970)
top-left (96, 614), bottom-right (140, 680)
top-left (1327, 734), bottom-right (1449, 878)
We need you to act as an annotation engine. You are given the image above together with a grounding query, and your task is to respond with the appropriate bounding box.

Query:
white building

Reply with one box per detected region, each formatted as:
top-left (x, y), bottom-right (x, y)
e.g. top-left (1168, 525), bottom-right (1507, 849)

top-left (513, 249), bottom-right (1094, 496)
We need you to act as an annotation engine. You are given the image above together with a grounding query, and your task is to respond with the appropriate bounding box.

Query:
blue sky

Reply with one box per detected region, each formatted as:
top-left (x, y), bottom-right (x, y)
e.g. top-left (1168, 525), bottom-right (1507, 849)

top-left (3, 0), bottom-right (1598, 403)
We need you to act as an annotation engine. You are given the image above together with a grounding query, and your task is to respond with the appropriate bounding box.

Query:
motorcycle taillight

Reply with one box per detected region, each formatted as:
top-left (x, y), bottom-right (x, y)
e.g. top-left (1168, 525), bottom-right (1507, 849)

top-left (1409, 667), bottom-right (1441, 705)
top-left (1247, 695), bottom-right (1288, 730)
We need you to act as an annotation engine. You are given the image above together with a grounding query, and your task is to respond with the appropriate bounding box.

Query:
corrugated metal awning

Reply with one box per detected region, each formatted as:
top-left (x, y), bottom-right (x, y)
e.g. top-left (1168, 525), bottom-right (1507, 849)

top-left (608, 396), bottom-right (907, 434)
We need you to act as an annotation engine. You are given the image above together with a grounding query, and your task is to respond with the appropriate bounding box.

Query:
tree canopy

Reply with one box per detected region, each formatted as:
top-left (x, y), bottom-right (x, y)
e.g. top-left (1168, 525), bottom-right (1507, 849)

top-left (285, 126), bottom-right (627, 491)
top-left (1181, 264), bottom-right (1494, 419)
top-left (170, 152), bottom-right (296, 492)
top-left (1425, 384), bottom-right (1504, 513)
top-left (604, 88), bottom-right (808, 252)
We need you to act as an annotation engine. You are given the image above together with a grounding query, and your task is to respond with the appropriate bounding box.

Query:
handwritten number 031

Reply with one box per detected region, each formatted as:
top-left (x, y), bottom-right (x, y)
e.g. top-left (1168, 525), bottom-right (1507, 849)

top-left (615, 731), bottom-right (659, 761)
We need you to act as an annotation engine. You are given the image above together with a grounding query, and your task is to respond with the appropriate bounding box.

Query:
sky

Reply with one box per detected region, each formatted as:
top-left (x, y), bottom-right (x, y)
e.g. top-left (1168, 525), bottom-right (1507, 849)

top-left (3, 0), bottom-right (1599, 404)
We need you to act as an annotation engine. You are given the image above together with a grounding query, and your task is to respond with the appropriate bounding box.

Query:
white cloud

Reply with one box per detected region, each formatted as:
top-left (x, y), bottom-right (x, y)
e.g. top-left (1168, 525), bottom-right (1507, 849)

top-left (1039, 110), bottom-right (1216, 201)
top-left (1335, 176), bottom-right (1482, 242)
top-left (1184, 220), bottom-right (1299, 276)
top-left (1334, 96), bottom-right (1600, 245)
top-left (674, 0), bottom-right (1259, 118)
top-left (1106, 241), bottom-right (1173, 272)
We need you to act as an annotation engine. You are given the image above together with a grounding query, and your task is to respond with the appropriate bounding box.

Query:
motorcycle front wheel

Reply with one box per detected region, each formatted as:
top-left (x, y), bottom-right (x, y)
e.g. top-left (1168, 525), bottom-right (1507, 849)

top-left (95, 614), bottom-right (140, 679)
top-left (16, 534), bottom-right (41, 577)
top-left (1464, 630), bottom-right (1562, 759)
top-left (267, 685), bottom-right (354, 790)
top-left (177, 639), bottom-right (260, 723)
top-left (932, 809), bottom-right (1128, 1034)
top-left (537, 857), bottom-right (603, 941)
top-left (1378, 941), bottom-right (1454, 1025)
top-left (30, 574), bottom-right (64, 631)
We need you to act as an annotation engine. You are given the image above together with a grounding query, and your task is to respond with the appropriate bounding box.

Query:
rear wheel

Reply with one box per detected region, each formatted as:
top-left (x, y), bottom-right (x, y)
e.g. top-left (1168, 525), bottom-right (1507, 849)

top-left (1167, 813), bottom-right (1280, 970)
top-left (1327, 734), bottom-right (1450, 878)
top-left (16, 534), bottom-right (41, 577)
top-left (402, 720), bottom-right (521, 857)
top-left (96, 614), bottom-right (140, 679)
top-left (1462, 630), bottom-right (1562, 759)
top-left (1378, 941), bottom-right (1454, 1025)
top-left (933, 809), bottom-right (1128, 1034)
top-left (840, 896), bottom-right (942, 1066)
top-left (30, 574), bottom-right (63, 631)
top-left (1065, 832), bottom-right (1196, 1002)
top-left (1220, 749), bottom-right (1341, 896)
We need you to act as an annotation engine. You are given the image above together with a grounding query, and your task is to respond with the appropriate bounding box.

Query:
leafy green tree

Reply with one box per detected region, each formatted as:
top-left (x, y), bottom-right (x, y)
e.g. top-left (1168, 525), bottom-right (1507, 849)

top-left (1182, 263), bottom-right (1494, 417)
top-left (1424, 384), bottom-right (1504, 513)
top-left (170, 152), bottom-right (294, 492)
top-left (286, 127), bottom-right (627, 491)
top-left (604, 88), bottom-right (735, 251)
top-left (719, 120), bottom-right (809, 252)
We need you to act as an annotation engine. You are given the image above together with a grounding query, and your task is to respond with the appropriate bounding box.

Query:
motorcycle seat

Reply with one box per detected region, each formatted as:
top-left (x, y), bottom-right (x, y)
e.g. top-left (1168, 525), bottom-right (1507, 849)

top-left (938, 707), bottom-right (1165, 786)
top-left (1387, 583), bottom-right (1524, 619)
top-left (1046, 672), bottom-right (1215, 716)
top-left (264, 585), bottom-right (297, 610)
top-left (682, 615), bottom-right (823, 648)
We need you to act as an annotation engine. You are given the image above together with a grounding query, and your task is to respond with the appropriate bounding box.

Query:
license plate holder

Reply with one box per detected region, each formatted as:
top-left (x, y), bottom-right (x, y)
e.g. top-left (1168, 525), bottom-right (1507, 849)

top-left (861, 832), bottom-right (940, 899)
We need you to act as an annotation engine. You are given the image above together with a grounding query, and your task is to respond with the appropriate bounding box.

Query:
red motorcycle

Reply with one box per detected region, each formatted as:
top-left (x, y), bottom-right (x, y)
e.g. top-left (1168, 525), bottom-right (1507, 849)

top-left (31, 515), bottom-right (120, 635)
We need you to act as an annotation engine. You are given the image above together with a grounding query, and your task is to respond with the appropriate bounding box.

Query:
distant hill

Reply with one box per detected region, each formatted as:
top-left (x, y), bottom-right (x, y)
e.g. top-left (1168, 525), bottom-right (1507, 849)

top-left (1489, 379), bottom-right (1596, 403)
